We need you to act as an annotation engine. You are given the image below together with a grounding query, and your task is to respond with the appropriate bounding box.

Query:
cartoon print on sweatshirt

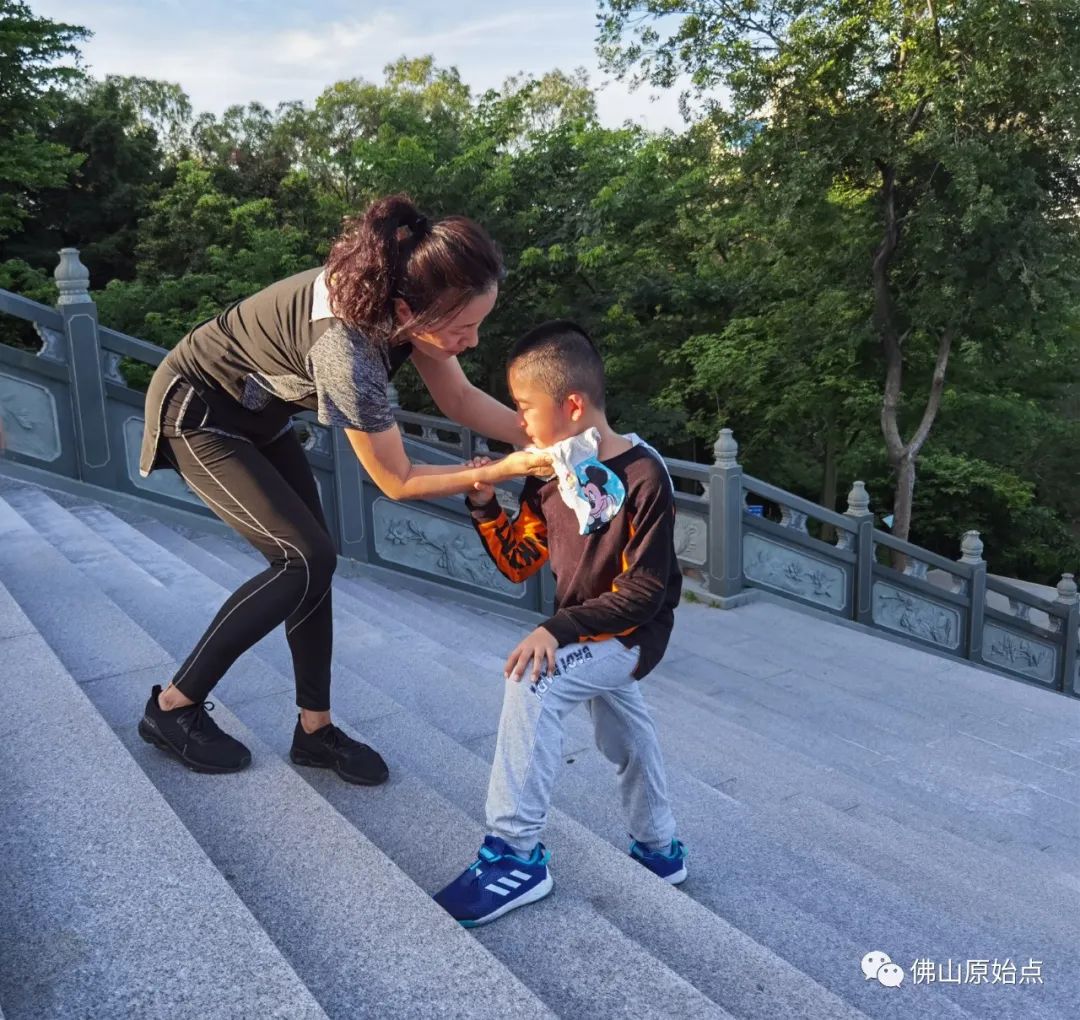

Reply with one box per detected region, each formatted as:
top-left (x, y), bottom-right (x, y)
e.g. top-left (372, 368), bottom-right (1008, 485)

top-left (577, 460), bottom-right (626, 533)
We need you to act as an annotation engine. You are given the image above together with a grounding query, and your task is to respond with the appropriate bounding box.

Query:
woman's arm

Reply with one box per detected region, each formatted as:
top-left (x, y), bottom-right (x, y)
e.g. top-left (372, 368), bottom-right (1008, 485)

top-left (345, 424), bottom-right (549, 502)
top-left (411, 348), bottom-right (529, 447)
top-left (455, 386), bottom-right (530, 448)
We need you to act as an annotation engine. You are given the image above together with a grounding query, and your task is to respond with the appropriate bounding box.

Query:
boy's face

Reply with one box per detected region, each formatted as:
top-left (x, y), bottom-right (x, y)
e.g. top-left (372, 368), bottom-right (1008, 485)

top-left (508, 364), bottom-right (579, 448)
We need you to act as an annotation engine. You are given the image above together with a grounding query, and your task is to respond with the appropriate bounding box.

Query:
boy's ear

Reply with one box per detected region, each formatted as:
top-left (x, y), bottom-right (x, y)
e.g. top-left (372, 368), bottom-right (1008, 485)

top-left (392, 298), bottom-right (413, 326)
top-left (567, 392), bottom-right (586, 422)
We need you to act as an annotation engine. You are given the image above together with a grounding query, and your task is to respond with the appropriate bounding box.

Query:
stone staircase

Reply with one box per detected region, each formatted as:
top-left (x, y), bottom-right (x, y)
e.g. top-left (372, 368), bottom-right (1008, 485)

top-left (0, 470), bottom-right (1077, 1020)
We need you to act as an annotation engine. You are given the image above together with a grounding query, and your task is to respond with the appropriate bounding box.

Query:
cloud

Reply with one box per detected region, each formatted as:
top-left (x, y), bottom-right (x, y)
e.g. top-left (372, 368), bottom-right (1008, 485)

top-left (31, 1), bottom-right (689, 131)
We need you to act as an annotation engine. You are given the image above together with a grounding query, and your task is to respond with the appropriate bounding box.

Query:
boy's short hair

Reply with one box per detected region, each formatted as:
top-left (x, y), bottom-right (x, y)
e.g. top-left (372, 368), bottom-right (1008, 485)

top-left (507, 320), bottom-right (605, 410)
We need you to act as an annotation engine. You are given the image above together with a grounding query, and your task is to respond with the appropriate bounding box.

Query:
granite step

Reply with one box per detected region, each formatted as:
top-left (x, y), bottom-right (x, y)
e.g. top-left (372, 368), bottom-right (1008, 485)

top-left (28, 486), bottom-right (729, 1018)
top-left (337, 582), bottom-right (1078, 1015)
top-left (91, 497), bottom-right (869, 1020)
top-left (384, 582), bottom-right (1080, 896)
top-left (346, 588), bottom-right (1066, 1019)
top-left (0, 487), bottom-right (552, 1020)
top-left (0, 579), bottom-right (327, 1020)
top-left (84, 488), bottom-right (1078, 1016)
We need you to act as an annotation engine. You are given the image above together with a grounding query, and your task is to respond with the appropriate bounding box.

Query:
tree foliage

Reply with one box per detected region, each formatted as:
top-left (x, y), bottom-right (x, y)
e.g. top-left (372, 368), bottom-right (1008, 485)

top-left (1, 12), bottom-right (1079, 582)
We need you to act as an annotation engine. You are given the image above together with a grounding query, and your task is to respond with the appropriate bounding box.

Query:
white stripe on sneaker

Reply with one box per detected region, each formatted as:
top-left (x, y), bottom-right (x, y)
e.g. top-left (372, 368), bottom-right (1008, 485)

top-left (509, 869), bottom-right (531, 880)
top-left (497, 877), bottom-right (521, 889)
top-left (484, 884), bottom-right (510, 897)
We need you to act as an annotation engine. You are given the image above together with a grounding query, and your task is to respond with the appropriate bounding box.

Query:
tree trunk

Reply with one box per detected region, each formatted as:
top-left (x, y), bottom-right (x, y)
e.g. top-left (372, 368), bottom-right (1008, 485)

top-left (872, 158), bottom-right (954, 562)
top-left (891, 452), bottom-right (917, 543)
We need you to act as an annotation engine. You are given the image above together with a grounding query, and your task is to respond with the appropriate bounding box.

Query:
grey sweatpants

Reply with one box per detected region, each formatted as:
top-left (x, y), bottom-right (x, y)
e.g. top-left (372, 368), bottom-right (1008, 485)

top-left (485, 639), bottom-right (678, 854)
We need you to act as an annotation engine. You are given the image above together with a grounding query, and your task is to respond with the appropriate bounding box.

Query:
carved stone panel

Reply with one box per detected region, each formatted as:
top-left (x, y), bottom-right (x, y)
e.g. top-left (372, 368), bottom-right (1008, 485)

top-left (743, 533), bottom-right (846, 610)
top-left (982, 623), bottom-right (1057, 686)
top-left (373, 497), bottom-right (523, 599)
top-left (123, 416), bottom-right (203, 506)
top-left (674, 511), bottom-right (707, 567)
top-left (0, 372), bottom-right (62, 461)
top-left (872, 580), bottom-right (961, 650)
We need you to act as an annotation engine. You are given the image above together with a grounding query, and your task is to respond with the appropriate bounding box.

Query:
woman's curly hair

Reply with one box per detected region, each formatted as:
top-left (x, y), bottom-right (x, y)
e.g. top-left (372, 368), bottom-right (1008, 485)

top-left (324, 193), bottom-right (503, 343)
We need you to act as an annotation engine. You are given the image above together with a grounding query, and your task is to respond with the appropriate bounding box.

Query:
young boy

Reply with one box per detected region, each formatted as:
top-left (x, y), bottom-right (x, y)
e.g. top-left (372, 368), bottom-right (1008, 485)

top-left (433, 320), bottom-right (687, 928)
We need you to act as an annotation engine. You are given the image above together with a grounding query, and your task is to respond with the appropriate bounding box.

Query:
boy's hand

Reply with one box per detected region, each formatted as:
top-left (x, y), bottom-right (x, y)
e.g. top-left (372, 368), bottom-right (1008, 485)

top-left (504, 626), bottom-right (559, 682)
top-left (466, 455), bottom-right (496, 503)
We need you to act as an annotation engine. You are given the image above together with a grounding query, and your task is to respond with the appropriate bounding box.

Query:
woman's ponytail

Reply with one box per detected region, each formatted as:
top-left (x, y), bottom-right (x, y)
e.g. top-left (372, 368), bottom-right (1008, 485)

top-left (325, 193), bottom-right (501, 343)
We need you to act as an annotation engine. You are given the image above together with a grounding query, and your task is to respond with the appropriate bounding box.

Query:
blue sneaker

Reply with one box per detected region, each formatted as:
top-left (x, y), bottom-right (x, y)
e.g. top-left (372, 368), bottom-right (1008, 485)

top-left (434, 836), bottom-right (554, 927)
top-left (630, 838), bottom-right (688, 884)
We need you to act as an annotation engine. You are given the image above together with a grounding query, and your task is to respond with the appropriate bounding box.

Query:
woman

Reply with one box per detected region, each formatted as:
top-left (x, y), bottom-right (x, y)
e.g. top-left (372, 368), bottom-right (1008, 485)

top-left (136, 194), bottom-right (551, 783)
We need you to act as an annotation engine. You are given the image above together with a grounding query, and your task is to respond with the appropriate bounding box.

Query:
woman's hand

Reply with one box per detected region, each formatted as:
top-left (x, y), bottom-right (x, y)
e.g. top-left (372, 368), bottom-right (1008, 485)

top-left (466, 456), bottom-right (496, 503)
top-left (493, 449), bottom-right (554, 481)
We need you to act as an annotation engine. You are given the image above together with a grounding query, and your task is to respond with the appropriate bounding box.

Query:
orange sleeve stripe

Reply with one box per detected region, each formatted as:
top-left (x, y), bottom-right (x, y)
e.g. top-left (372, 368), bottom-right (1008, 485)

top-left (476, 504), bottom-right (549, 583)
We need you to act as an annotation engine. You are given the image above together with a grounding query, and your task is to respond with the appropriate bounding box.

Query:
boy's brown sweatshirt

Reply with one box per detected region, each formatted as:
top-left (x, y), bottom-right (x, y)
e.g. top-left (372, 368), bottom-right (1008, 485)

top-left (467, 445), bottom-right (682, 679)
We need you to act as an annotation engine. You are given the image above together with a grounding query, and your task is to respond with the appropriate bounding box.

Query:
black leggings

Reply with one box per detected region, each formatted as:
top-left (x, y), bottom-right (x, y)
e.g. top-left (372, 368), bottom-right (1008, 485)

top-left (160, 381), bottom-right (335, 710)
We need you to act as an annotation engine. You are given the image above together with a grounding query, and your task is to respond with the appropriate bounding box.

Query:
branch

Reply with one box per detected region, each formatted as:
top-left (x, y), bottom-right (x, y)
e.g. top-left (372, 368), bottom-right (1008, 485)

top-left (907, 327), bottom-right (954, 455)
top-left (705, 0), bottom-right (784, 51)
top-left (905, 95), bottom-right (930, 135)
top-left (926, 0), bottom-right (943, 51)
top-left (873, 161), bottom-right (906, 460)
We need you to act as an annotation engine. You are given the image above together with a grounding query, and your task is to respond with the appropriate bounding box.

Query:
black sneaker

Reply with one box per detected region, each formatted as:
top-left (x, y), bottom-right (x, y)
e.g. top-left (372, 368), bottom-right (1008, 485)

top-left (138, 684), bottom-right (252, 774)
top-left (290, 717), bottom-right (389, 785)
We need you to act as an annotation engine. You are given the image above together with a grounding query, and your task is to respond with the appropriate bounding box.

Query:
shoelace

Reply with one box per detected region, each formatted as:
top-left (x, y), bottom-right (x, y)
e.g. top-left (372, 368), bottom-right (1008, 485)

top-left (188, 700), bottom-right (216, 732)
top-left (178, 700), bottom-right (216, 753)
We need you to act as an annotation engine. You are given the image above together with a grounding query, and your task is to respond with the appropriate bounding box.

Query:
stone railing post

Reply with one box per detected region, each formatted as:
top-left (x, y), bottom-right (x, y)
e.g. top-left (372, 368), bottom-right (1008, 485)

top-left (844, 481), bottom-right (874, 625)
top-left (55, 248), bottom-right (112, 485)
top-left (707, 428), bottom-right (744, 599)
top-left (1056, 573), bottom-right (1078, 697)
top-left (959, 530), bottom-right (987, 664)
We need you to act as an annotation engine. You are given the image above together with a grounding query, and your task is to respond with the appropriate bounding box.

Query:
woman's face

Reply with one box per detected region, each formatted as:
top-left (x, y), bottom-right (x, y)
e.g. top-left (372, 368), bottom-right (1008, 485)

top-left (395, 287), bottom-right (498, 360)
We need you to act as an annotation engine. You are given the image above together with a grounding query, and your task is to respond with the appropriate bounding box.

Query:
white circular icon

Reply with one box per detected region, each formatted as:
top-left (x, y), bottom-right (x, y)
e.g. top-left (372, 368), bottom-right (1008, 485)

top-left (877, 963), bottom-right (905, 988)
top-left (861, 951), bottom-right (892, 980)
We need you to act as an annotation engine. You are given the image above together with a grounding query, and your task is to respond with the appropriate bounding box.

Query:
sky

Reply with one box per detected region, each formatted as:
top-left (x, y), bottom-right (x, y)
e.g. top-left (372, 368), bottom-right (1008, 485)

top-left (33, 0), bottom-right (689, 132)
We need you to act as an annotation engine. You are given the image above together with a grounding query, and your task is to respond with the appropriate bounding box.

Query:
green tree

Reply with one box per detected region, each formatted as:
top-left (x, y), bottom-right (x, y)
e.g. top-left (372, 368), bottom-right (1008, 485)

top-left (600, 0), bottom-right (1080, 548)
top-left (3, 76), bottom-right (167, 281)
top-left (0, 0), bottom-right (87, 237)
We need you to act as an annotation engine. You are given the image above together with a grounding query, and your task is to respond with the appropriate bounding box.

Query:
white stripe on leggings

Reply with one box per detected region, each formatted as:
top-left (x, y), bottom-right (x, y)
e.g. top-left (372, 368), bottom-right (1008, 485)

top-left (171, 432), bottom-right (321, 686)
top-left (287, 584), bottom-right (330, 636)
top-left (181, 431), bottom-right (312, 613)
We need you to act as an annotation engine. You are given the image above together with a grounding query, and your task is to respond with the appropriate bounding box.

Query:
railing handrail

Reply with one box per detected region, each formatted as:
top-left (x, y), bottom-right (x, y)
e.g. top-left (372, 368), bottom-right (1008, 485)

top-left (743, 473), bottom-right (857, 533)
top-left (0, 289), bottom-right (64, 330)
top-left (986, 574), bottom-right (1069, 619)
top-left (98, 324), bottom-right (166, 367)
top-left (3, 264), bottom-right (1076, 701)
top-left (872, 528), bottom-right (979, 577)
